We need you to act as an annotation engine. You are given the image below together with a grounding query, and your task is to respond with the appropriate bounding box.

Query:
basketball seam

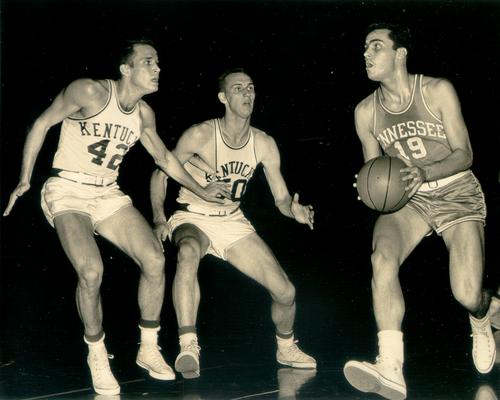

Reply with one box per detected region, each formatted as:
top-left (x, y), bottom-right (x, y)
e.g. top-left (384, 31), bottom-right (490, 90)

top-left (382, 157), bottom-right (390, 212)
top-left (366, 159), bottom-right (377, 210)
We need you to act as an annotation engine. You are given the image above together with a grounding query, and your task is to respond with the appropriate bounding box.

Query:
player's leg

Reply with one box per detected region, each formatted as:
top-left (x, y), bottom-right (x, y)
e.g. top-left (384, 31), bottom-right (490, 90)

top-left (370, 210), bottom-right (429, 331)
top-left (442, 221), bottom-right (496, 374)
top-left (170, 223), bottom-right (209, 379)
top-left (226, 233), bottom-right (315, 369)
top-left (54, 213), bottom-right (120, 395)
top-left (489, 287), bottom-right (500, 330)
top-left (344, 207), bottom-right (430, 400)
top-left (96, 205), bottom-right (174, 381)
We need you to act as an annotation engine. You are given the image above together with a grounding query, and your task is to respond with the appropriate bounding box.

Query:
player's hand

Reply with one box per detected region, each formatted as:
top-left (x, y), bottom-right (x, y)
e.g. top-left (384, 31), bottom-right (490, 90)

top-left (201, 181), bottom-right (232, 204)
top-left (397, 155), bottom-right (424, 197)
top-left (352, 174), bottom-right (361, 201)
top-left (290, 193), bottom-right (314, 230)
top-left (3, 181), bottom-right (30, 217)
top-left (153, 221), bottom-right (169, 251)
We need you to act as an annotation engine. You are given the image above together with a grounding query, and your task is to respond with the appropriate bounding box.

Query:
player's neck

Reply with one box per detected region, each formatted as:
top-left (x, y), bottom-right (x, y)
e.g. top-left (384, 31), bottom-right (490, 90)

top-left (220, 116), bottom-right (250, 146)
top-left (115, 79), bottom-right (143, 111)
top-left (379, 72), bottom-right (414, 110)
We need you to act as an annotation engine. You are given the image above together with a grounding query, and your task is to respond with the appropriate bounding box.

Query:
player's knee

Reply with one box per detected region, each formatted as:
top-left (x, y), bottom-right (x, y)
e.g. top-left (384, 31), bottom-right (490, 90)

top-left (140, 248), bottom-right (165, 278)
top-left (371, 249), bottom-right (399, 283)
top-left (177, 239), bottom-right (202, 267)
top-left (274, 281), bottom-right (296, 306)
top-left (453, 283), bottom-right (482, 311)
top-left (76, 262), bottom-right (103, 290)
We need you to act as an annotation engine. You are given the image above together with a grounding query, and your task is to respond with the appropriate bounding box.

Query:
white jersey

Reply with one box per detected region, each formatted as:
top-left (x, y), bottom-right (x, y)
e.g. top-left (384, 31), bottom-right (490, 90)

top-left (177, 118), bottom-right (257, 215)
top-left (52, 79), bottom-right (142, 180)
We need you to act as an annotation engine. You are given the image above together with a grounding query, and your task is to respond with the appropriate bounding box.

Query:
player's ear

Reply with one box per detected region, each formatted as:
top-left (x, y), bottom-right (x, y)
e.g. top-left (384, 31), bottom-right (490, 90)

top-left (396, 47), bottom-right (407, 60)
top-left (120, 63), bottom-right (131, 77)
top-left (218, 91), bottom-right (228, 104)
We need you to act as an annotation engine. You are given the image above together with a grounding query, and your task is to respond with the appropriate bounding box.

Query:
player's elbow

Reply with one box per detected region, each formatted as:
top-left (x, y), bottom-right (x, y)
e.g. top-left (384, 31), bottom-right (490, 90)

top-left (460, 148), bottom-right (473, 170)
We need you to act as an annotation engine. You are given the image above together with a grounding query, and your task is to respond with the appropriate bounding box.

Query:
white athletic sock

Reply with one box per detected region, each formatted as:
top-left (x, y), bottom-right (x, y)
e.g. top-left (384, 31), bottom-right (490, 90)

top-left (490, 296), bottom-right (500, 311)
top-left (180, 332), bottom-right (198, 347)
top-left (378, 330), bottom-right (404, 364)
top-left (276, 334), bottom-right (295, 349)
top-left (139, 325), bottom-right (160, 345)
top-left (84, 333), bottom-right (106, 347)
top-left (470, 314), bottom-right (489, 327)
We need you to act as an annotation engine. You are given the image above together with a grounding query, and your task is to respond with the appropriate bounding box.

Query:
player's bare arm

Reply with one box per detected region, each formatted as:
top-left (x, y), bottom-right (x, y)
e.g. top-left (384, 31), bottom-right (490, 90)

top-left (398, 78), bottom-right (474, 195)
top-left (3, 79), bottom-right (105, 216)
top-left (355, 95), bottom-right (382, 162)
top-left (418, 77), bottom-right (473, 180)
top-left (256, 130), bottom-right (314, 230)
top-left (150, 122), bottom-right (231, 243)
top-left (139, 104), bottom-right (230, 206)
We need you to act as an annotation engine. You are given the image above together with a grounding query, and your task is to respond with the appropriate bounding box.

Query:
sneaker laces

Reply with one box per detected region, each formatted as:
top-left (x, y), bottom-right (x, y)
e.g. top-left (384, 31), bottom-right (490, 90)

top-left (471, 325), bottom-right (492, 352)
top-left (280, 339), bottom-right (301, 356)
top-left (182, 340), bottom-right (201, 356)
top-left (374, 355), bottom-right (402, 372)
top-left (140, 343), bottom-right (168, 369)
top-left (89, 350), bottom-right (115, 376)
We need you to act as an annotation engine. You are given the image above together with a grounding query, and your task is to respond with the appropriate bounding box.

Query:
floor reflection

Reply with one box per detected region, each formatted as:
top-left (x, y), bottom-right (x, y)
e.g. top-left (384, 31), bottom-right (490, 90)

top-left (277, 368), bottom-right (317, 399)
top-left (475, 384), bottom-right (498, 400)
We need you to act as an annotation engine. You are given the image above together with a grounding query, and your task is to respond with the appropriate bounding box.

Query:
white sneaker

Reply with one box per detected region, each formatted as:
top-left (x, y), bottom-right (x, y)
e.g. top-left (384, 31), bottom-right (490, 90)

top-left (87, 341), bottom-right (120, 396)
top-left (496, 331), bottom-right (500, 364)
top-left (136, 344), bottom-right (175, 380)
top-left (470, 314), bottom-right (496, 374)
top-left (175, 339), bottom-right (201, 379)
top-left (276, 340), bottom-right (316, 369)
top-left (488, 296), bottom-right (500, 330)
top-left (343, 356), bottom-right (406, 400)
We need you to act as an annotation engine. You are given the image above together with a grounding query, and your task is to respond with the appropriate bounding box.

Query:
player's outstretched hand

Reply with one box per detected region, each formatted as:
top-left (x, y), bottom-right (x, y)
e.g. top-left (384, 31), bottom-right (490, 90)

top-left (3, 181), bottom-right (30, 217)
top-left (153, 221), bottom-right (169, 252)
top-left (290, 193), bottom-right (314, 230)
top-left (202, 181), bottom-right (232, 204)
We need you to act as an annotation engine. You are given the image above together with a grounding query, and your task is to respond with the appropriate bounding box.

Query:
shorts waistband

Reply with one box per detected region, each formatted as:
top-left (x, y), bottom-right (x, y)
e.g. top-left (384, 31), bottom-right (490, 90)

top-left (51, 168), bottom-right (116, 187)
top-left (419, 170), bottom-right (470, 192)
top-left (178, 203), bottom-right (239, 217)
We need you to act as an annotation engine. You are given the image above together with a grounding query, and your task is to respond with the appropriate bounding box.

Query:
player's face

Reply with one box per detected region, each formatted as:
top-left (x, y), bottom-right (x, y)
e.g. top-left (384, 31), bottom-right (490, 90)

top-left (221, 73), bottom-right (255, 118)
top-left (363, 29), bottom-right (398, 82)
top-left (128, 44), bottom-right (161, 94)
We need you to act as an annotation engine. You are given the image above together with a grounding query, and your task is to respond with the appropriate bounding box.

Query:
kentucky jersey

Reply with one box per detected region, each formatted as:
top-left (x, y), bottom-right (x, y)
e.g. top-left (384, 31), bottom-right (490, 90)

top-left (177, 118), bottom-right (257, 214)
top-left (52, 80), bottom-right (142, 179)
top-left (373, 74), bottom-right (452, 168)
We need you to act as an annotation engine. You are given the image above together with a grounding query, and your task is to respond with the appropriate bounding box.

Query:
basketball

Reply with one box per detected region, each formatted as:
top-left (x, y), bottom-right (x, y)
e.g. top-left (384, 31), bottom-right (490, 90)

top-left (356, 156), bottom-right (411, 213)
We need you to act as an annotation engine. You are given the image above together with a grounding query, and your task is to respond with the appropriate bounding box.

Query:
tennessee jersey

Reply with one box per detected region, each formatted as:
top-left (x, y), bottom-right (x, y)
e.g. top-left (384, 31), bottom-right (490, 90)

top-left (373, 74), bottom-right (452, 168)
top-left (52, 79), bottom-right (142, 179)
top-left (177, 118), bottom-right (257, 214)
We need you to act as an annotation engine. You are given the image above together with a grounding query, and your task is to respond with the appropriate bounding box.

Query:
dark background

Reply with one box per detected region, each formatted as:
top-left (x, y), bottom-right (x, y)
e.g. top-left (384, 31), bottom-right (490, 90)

top-left (1, 0), bottom-right (499, 398)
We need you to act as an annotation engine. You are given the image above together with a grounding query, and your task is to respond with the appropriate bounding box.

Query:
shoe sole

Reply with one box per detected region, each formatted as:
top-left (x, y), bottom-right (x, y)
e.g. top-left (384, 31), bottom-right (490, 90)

top-left (343, 361), bottom-right (406, 400)
top-left (175, 354), bottom-right (200, 379)
top-left (136, 360), bottom-right (176, 381)
top-left (93, 385), bottom-right (120, 396)
top-left (277, 358), bottom-right (317, 369)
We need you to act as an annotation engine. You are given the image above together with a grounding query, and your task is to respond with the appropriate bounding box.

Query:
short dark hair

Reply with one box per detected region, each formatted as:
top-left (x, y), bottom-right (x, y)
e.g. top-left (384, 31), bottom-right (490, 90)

top-left (117, 39), bottom-right (156, 67)
top-left (366, 23), bottom-right (412, 54)
top-left (217, 67), bottom-right (249, 92)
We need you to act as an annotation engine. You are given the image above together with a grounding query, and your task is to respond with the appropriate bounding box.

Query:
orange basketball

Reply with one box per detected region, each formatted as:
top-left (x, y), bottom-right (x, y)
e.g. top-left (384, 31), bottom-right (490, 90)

top-left (356, 156), bottom-right (411, 213)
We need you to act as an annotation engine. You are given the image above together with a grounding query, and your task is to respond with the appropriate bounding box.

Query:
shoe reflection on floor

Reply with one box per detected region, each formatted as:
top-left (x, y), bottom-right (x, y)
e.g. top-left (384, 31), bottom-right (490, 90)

top-left (277, 367), bottom-right (317, 399)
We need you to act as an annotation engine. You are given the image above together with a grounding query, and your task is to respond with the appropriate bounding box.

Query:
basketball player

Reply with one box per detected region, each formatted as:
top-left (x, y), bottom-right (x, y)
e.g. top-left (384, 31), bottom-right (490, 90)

top-left (490, 289), bottom-right (500, 330)
top-left (3, 40), bottom-right (229, 395)
top-left (342, 24), bottom-right (496, 400)
top-left (150, 68), bottom-right (316, 379)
